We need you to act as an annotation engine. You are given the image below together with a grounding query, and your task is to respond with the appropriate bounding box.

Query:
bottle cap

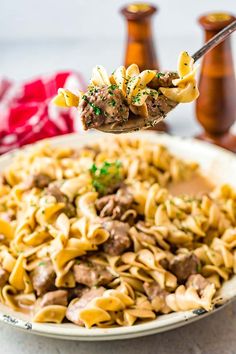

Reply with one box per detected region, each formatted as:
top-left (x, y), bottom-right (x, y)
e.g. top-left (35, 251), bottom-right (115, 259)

top-left (199, 12), bottom-right (235, 30)
top-left (121, 2), bottom-right (157, 20)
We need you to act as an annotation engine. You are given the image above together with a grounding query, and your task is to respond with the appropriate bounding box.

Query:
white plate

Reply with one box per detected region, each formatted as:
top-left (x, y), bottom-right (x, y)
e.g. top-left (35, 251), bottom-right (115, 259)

top-left (0, 131), bottom-right (236, 341)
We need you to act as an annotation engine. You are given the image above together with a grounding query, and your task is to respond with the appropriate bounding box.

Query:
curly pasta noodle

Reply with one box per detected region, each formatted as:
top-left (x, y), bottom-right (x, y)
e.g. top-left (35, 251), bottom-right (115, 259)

top-left (0, 137), bottom-right (235, 327)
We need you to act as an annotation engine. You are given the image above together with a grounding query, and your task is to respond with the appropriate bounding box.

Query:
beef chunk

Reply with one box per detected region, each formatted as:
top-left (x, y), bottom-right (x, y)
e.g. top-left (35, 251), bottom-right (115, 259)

top-left (31, 259), bottom-right (56, 296)
top-left (66, 287), bottom-right (105, 325)
top-left (46, 184), bottom-right (76, 218)
top-left (169, 253), bottom-right (200, 282)
top-left (0, 268), bottom-right (9, 287)
top-left (145, 95), bottom-right (177, 119)
top-left (103, 221), bottom-right (131, 256)
top-left (95, 187), bottom-right (133, 219)
top-left (79, 86), bottom-right (129, 130)
top-left (26, 174), bottom-right (52, 189)
top-left (73, 261), bottom-right (114, 287)
top-left (95, 194), bottom-right (116, 217)
top-left (148, 71), bottom-right (179, 89)
top-left (46, 184), bottom-right (67, 203)
top-left (159, 258), bottom-right (169, 270)
top-left (143, 281), bottom-right (170, 313)
top-left (144, 281), bottom-right (166, 300)
top-left (40, 290), bottom-right (68, 307)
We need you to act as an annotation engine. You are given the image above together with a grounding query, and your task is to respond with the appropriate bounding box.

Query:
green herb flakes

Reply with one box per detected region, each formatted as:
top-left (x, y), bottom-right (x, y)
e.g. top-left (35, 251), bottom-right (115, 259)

top-left (89, 160), bottom-right (122, 195)
top-left (156, 72), bottom-right (165, 78)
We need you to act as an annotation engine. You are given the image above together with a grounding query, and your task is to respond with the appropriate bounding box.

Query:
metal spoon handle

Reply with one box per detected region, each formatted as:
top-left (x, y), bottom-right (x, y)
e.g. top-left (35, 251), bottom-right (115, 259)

top-left (192, 20), bottom-right (236, 62)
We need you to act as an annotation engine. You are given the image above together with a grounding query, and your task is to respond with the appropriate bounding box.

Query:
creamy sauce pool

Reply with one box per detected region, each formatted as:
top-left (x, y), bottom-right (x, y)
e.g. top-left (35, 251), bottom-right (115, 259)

top-left (168, 173), bottom-right (214, 196)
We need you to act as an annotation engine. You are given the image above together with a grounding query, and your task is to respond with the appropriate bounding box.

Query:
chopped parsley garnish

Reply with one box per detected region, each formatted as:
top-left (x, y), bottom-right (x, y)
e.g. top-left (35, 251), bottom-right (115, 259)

top-left (156, 72), bottom-right (165, 78)
top-left (108, 84), bottom-right (117, 91)
top-left (108, 84), bottom-right (118, 95)
top-left (90, 160), bottom-right (122, 195)
top-left (82, 95), bottom-right (102, 116)
top-left (108, 99), bottom-right (116, 107)
top-left (149, 90), bottom-right (156, 97)
top-left (38, 262), bottom-right (46, 266)
top-left (132, 92), bottom-right (141, 104)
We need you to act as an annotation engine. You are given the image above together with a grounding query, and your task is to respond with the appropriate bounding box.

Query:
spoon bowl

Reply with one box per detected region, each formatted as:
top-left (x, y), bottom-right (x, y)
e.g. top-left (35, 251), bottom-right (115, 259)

top-left (97, 102), bottom-right (177, 133)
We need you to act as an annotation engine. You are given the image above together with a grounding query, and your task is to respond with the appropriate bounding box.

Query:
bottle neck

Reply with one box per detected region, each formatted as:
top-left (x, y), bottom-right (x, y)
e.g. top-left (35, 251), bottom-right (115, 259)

top-left (202, 30), bottom-right (234, 76)
top-left (126, 18), bottom-right (152, 41)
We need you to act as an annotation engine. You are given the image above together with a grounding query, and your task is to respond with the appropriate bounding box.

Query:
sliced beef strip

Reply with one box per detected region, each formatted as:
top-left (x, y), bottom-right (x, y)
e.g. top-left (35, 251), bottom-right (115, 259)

top-left (73, 261), bottom-right (114, 287)
top-left (95, 187), bottom-right (133, 219)
top-left (79, 86), bottom-right (129, 130)
top-left (186, 274), bottom-right (210, 295)
top-left (46, 184), bottom-right (76, 218)
top-left (169, 253), bottom-right (200, 283)
top-left (148, 71), bottom-right (179, 89)
top-left (40, 290), bottom-right (68, 307)
top-left (102, 221), bottom-right (131, 256)
top-left (66, 287), bottom-right (105, 325)
top-left (31, 259), bottom-right (56, 296)
top-left (26, 174), bottom-right (53, 189)
top-left (0, 268), bottom-right (9, 287)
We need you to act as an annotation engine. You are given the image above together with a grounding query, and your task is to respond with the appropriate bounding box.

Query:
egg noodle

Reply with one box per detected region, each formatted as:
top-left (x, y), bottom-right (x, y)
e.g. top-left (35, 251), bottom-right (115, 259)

top-left (53, 51), bottom-right (199, 118)
top-left (0, 138), bottom-right (235, 328)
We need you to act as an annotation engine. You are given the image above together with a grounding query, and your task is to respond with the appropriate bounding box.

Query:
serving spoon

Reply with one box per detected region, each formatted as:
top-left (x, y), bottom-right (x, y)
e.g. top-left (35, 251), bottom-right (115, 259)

top-left (97, 20), bottom-right (236, 134)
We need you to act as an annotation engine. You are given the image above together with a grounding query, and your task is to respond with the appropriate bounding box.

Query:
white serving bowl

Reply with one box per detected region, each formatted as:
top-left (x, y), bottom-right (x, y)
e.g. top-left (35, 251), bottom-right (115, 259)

top-left (0, 132), bottom-right (236, 341)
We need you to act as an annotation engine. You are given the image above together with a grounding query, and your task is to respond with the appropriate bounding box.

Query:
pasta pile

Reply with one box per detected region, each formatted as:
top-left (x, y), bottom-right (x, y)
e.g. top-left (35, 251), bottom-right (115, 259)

top-left (0, 138), bottom-right (235, 328)
top-left (53, 51), bottom-right (199, 118)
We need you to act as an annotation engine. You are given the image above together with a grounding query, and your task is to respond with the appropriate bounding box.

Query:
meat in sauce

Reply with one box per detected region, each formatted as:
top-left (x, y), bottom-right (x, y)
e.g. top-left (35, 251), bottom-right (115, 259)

top-left (103, 221), bottom-right (131, 256)
top-left (31, 259), bottom-right (56, 296)
top-left (40, 290), bottom-right (68, 307)
top-left (95, 187), bottom-right (133, 219)
top-left (169, 253), bottom-right (200, 282)
top-left (26, 173), bottom-right (52, 189)
top-left (66, 287), bottom-right (105, 325)
top-left (143, 281), bottom-right (170, 313)
top-left (73, 261), bottom-right (114, 287)
top-left (79, 86), bottom-right (129, 130)
top-left (46, 184), bottom-right (76, 218)
top-left (148, 71), bottom-right (179, 89)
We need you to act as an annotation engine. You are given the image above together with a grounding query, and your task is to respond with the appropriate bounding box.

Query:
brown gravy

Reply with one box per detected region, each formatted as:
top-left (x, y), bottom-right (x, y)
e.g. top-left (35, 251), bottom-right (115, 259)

top-left (168, 173), bottom-right (214, 197)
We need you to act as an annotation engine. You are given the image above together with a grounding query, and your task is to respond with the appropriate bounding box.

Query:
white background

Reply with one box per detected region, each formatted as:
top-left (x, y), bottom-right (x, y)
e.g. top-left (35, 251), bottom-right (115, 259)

top-left (0, 0), bottom-right (236, 136)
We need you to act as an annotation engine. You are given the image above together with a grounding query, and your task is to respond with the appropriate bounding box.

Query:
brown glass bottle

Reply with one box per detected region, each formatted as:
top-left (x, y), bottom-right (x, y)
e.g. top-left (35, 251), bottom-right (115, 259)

top-left (120, 3), bottom-right (159, 72)
top-left (196, 13), bottom-right (236, 152)
top-left (121, 3), bottom-right (168, 131)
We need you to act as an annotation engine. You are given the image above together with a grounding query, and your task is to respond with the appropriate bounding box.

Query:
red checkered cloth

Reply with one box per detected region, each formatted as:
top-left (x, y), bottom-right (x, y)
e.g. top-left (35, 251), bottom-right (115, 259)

top-left (0, 71), bottom-right (86, 154)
